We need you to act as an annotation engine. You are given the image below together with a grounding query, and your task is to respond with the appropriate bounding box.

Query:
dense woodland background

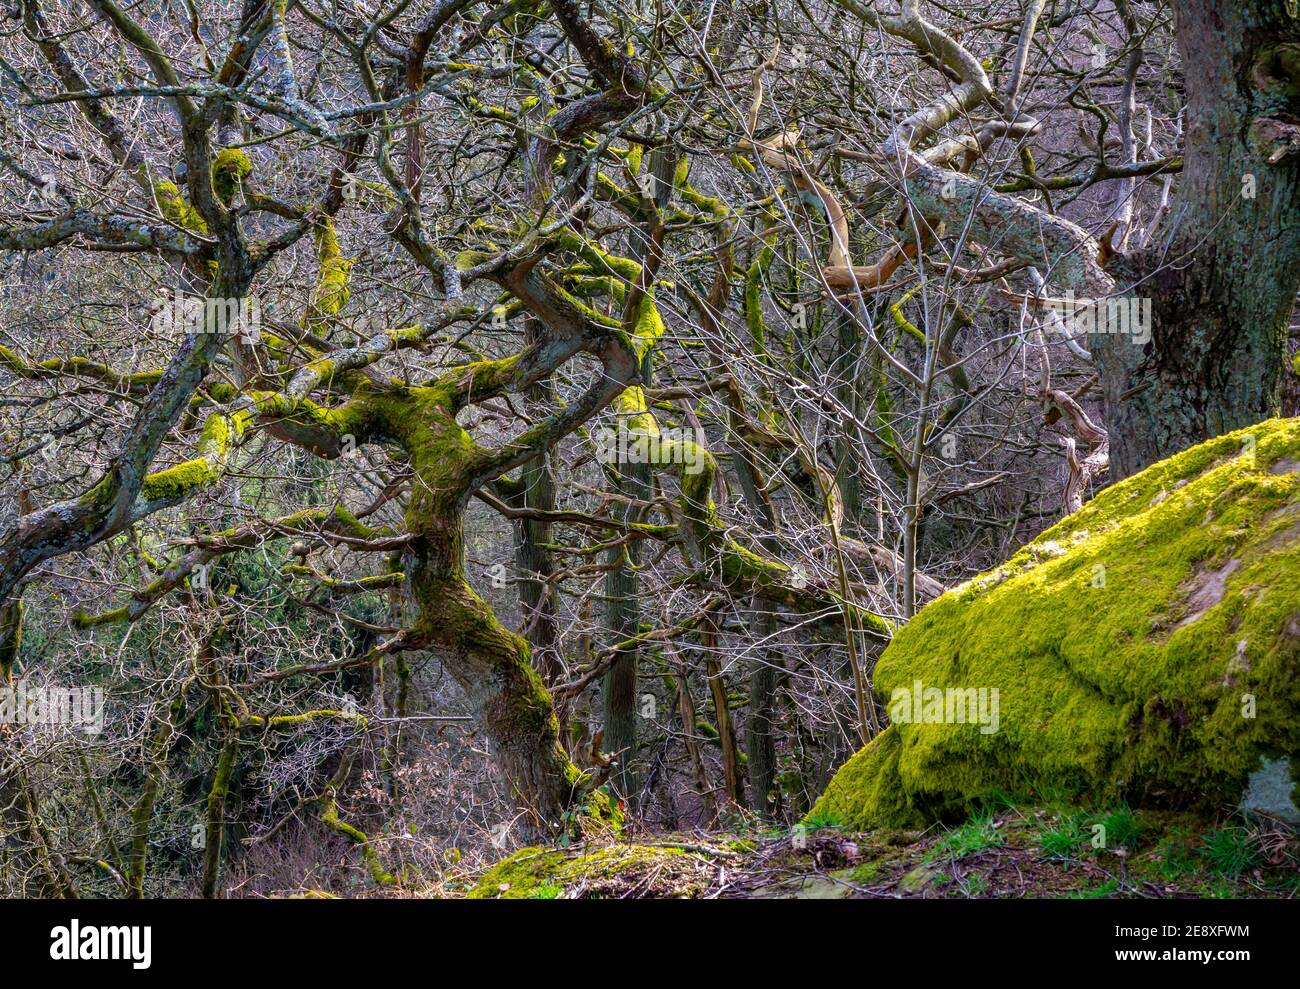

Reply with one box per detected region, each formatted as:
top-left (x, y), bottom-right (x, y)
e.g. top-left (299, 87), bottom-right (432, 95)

top-left (0, 0), bottom-right (1297, 897)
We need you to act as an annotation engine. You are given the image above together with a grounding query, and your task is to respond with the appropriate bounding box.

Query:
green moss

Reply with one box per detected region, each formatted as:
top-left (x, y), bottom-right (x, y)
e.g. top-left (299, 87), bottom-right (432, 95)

top-left (203, 740), bottom-right (237, 858)
top-left (320, 788), bottom-right (396, 886)
top-left (468, 844), bottom-right (708, 899)
top-left (555, 229), bottom-right (642, 283)
top-left (612, 296), bottom-right (666, 427)
top-left (897, 863), bottom-right (942, 891)
top-left (305, 218), bottom-right (352, 330)
top-left (674, 157), bottom-right (732, 221)
top-left (594, 172), bottom-right (643, 214)
top-left (810, 418), bottom-right (1300, 830)
top-left (0, 346), bottom-right (165, 391)
top-left (139, 410), bottom-right (247, 504)
top-left (212, 148), bottom-right (252, 206)
top-left (625, 142), bottom-right (644, 176)
top-left (239, 709), bottom-right (368, 731)
top-left (247, 389), bottom-right (362, 453)
top-left (888, 285), bottom-right (927, 345)
top-left (280, 566), bottom-right (402, 592)
top-left (141, 458), bottom-right (218, 503)
top-left (743, 242), bottom-right (774, 354)
top-left (454, 248), bottom-right (495, 271)
top-left (848, 861), bottom-right (881, 885)
top-left (153, 179), bottom-right (207, 232)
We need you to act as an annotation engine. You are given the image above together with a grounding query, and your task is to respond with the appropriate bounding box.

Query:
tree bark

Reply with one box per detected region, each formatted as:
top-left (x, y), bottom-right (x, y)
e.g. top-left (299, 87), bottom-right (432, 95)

top-left (1095, 0), bottom-right (1300, 479)
top-left (514, 322), bottom-right (562, 687)
top-left (602, 462), bottom-right (648, 806)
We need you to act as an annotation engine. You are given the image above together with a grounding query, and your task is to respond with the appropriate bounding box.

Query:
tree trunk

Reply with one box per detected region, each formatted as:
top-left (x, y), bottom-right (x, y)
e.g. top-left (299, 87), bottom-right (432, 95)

top-left (377, 386), bottom-right (607, 834)
top-left (423, 573), bottom-right (585, 830)
top-left (599, 146), bottom-right (677, 808)
top-left (516, 457), bottom-right (560, 678)
top-left (745, 615), bottom-right (780, 820)
top-left (701, 609), bottom-right (746, 811)
top-left (671, 653), bottom-right (719, 823)
top-left (1095, 0), bottom-right (1300, 479)
top-left (601, 460), bottom-right (648, 806)
top-left (200, 737), bottom-right (237, 899)
top-left (513, 318), bottom-right (563, 688)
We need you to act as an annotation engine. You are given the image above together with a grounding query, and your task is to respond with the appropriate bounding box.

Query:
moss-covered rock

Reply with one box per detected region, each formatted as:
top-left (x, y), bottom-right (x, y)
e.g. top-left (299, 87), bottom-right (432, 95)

top-left (811, 418), bottom-right (1300, 830)
top-left (467, 844), bottom-right (717, 899)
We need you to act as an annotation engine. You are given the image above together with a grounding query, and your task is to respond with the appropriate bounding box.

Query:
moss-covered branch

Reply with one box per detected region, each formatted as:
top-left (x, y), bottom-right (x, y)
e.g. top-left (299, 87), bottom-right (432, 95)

top-left (319, 787), bottom-right (396, 886)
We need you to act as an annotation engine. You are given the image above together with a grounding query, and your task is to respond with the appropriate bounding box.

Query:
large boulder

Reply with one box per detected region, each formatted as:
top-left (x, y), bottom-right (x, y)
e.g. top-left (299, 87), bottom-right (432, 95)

top-left (811, 419), bottom-right (1300, 830)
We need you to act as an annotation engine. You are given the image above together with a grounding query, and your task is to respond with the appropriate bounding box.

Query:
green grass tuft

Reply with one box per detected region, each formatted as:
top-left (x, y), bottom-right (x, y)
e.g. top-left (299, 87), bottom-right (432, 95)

top-left (931, 811), bottom-right (1005, 860)
top-left (1199, 826), bottom-right (1261, 878)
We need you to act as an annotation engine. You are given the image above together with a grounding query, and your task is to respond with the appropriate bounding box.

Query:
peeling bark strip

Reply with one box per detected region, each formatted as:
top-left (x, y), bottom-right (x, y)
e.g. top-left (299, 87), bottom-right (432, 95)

top-left (1043, 388), bottom-right (1110, 514)
top-left (742, 2), bottom-right (1112, 299)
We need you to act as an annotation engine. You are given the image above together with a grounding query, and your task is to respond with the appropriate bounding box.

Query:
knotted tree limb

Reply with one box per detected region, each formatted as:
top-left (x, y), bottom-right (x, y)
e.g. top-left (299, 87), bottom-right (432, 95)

top-left (1042, 387), bottom-right (1110, 514)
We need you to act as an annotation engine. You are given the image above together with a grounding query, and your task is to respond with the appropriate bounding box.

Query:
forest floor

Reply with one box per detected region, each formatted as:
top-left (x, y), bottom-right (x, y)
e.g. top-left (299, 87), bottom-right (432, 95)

top-left (439, 803), bottom-right (1300, 899)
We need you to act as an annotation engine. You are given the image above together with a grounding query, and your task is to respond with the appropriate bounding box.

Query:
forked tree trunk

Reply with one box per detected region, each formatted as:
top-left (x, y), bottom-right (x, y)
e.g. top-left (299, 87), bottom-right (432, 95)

top-left (423, 573), bottom-right (585, 829)
top-left (1095, 0), bottom-right (1300, 479)
top-left (369, 387), bottom-right (606, 834)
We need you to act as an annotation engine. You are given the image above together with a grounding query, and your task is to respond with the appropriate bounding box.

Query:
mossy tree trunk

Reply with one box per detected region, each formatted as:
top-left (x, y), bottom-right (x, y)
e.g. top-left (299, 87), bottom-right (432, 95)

top-left (200, 737), bottom-right (237, 899)
top-left (341, 289), bottom-right (642, 828)
top-left (513, 326), bottom-right (562, 687)
top-left (1095, 0), bottom-right (1300, 479)
top-left (387, 404), bottom-right (590, 831)
top-left (601, 146), bottom-right (678, 809)
top-left (602, 461), bottom-right (648, 806)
